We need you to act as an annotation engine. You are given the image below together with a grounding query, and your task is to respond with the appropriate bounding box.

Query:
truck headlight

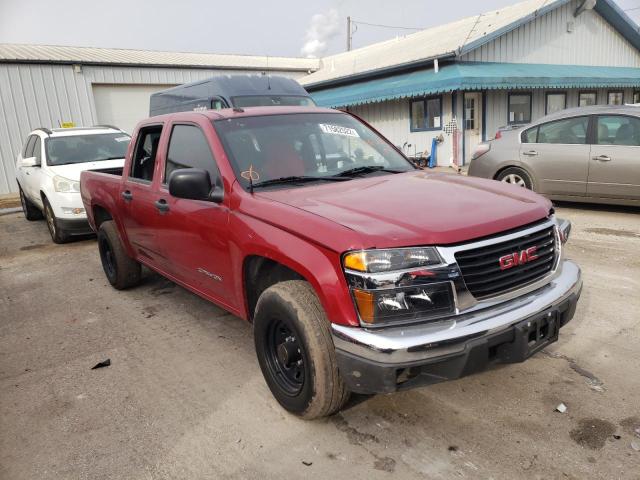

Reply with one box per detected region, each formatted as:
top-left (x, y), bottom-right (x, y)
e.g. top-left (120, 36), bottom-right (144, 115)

top-left (344, 247), bottom-right (441, 273)
top-left (343, 248), bottom-right (454, 326)
top-left (53, 175), bottom-right (80, 193)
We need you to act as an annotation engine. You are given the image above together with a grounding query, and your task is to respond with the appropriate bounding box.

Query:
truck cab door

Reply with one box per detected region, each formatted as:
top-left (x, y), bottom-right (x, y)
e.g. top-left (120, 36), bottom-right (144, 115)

top-left (153, 122), bottom-right (236, 310)
top-left (119, 124), bottom-right (166, 266)
top-left (519, 116), bottom-right (590, 196)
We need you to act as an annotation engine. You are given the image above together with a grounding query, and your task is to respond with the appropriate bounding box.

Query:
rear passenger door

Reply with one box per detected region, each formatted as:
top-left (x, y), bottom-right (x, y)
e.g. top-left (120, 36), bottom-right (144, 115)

top-left (154, 122), bottom-right (234, 308)
top-left (588, 115), bottom-right (640, 200)
top-left (119, 124), bottom-right (165, 265)
top-left (519, 116), bottom-right (590, 196)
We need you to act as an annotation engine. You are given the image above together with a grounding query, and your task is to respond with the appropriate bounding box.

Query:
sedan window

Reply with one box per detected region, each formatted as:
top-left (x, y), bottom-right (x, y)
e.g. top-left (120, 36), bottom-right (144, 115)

top-left (537, 117), bottom-right (589, 145)
top-left (596, 116), bottom-right (640, 146)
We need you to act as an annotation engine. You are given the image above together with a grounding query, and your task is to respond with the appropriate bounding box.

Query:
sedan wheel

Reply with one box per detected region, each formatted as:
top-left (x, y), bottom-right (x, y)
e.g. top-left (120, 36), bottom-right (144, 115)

top-left (502, 173), bottom-right (527, 187)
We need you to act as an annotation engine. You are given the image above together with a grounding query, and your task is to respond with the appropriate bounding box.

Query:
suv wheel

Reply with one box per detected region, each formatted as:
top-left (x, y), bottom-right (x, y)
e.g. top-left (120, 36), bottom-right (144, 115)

top-left (254, 280), bottom-right (350, 419)
top-left (19, 187), bottom-right (43, 221)
top-left (97, 220), bottom-right (141, 289)
top-left (497, 167), bottom-right (533, 190)
top-left (43, 198), bottom-right (70, 244)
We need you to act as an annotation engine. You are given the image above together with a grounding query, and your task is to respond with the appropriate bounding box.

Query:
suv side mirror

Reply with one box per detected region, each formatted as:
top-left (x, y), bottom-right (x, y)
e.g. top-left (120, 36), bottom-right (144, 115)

top-left (168, 168), bottom-right (223, 203)
top-left (21, 156), bottom-right (39, 167)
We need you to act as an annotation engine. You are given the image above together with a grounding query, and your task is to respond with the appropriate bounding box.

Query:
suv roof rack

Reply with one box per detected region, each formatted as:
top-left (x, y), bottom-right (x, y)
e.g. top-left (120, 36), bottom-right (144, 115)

top-left (93, 124), bottom-right (124, 132)
top-left (34, 127), bottom-right (52, 136)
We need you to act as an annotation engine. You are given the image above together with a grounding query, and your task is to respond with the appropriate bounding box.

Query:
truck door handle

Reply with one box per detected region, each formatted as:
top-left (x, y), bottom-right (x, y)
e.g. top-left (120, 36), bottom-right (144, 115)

top-left (121, 190), bottom-right (133, 201)
top-left (155, 199), bottom-right (169, 213)
top-left (592, 155), bottom-right (611, 162)
top-left (522, 150), bottom-right (538, 156)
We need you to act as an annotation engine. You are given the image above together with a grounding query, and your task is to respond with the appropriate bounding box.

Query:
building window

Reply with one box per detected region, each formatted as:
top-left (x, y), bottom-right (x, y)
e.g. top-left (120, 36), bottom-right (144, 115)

top-left (507, 93), bottom-right (532, 124)
top-left (410, 96), bottom-right (442, 131)
top-left (464, 97), bottom-right (475, 130)
top-left (579, 91), bottom-right (597, 107)
top-left (545, 92), bottom-right (566, 115)
top-left (608, 91), bottom-right (624, 105)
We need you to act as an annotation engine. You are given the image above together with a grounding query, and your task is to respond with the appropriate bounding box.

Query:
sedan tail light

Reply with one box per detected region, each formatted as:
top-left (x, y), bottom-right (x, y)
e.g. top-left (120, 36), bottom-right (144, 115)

top-left (471, 143), bottom-right (491, 160)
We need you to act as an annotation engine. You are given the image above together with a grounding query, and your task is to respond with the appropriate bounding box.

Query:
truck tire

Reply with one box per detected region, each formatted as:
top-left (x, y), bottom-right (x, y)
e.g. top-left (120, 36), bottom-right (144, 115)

top-left (19, 186), bottom-right (43, 221)
top-left (496, 167), bottom-right (534, 190)
top-left (253, 280), bottom-right (350, 419)
top-left (43, 198), bottom-right (70, 244)
top-left (97, 220), bottom-right (141, 289)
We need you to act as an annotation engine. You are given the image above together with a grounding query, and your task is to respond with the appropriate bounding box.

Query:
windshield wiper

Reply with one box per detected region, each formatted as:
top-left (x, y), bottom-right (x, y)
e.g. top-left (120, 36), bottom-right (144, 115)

top-left (332, 165), bottom-right (405, 178)
top-left (251, 175), bottom-right (350, 189)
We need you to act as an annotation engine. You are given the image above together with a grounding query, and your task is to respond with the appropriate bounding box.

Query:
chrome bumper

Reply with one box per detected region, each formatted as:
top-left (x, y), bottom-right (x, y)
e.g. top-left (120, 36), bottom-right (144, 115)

top-left (332, 259), bottom-right (582, 365)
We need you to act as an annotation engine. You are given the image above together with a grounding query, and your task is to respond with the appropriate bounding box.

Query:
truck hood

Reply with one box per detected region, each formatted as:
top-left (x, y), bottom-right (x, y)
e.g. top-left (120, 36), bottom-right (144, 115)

top-left (255, 171), bottom-right (552, 248)
top-left (48, 158), bottom-right (125, 181)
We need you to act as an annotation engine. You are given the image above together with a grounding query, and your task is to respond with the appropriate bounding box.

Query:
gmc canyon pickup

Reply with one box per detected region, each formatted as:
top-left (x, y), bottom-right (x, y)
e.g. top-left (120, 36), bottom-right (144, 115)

top-left (80, 106), bottom-right (582, 419)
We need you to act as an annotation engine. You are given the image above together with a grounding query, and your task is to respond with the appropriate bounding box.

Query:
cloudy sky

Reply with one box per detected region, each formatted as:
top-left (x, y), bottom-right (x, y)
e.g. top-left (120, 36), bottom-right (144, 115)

top-left (1, 0), bottom-right (639, 58)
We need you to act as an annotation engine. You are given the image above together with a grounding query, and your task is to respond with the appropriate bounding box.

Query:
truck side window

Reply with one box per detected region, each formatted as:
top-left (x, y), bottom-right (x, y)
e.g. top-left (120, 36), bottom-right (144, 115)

top-left (32, 137), bottom-right (42, 164)
top-left (130, 126), bottom-right (163, 182)
top-left (165, 125), bottom-right (219, 185)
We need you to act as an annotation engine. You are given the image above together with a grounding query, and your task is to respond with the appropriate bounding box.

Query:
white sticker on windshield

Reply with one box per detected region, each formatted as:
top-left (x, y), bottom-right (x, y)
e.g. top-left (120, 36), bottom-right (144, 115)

top-left (319, 124), bottom-right (360, 137)
top-left (115, 136), bottom-right (130, 142)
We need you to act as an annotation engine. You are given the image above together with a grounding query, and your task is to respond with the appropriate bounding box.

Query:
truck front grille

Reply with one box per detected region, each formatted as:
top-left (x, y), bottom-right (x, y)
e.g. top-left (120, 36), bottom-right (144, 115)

top-left (455, 225), bottom-right (557, 299)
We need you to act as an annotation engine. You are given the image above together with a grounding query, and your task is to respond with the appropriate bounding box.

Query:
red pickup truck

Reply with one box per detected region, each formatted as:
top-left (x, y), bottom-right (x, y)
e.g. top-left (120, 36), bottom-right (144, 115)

top-left (80, 106), bottom-right (582, 419)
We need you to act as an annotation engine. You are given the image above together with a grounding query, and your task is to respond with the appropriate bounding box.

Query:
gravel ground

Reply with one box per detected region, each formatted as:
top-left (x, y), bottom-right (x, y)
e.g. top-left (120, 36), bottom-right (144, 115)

top-left (1, 202), bottom-right (639, 479)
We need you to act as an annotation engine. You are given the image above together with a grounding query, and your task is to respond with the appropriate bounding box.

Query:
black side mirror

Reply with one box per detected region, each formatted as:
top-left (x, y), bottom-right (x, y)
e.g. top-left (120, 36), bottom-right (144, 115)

top-left (168, 168), bottom-right (223, 203)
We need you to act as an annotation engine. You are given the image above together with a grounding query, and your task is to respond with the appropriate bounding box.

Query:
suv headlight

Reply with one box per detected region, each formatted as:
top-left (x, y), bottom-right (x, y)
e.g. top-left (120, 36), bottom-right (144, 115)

top-left (343, 248), bottom-right (455, 326)
top-left (53, 175), bottom-right (80, 193)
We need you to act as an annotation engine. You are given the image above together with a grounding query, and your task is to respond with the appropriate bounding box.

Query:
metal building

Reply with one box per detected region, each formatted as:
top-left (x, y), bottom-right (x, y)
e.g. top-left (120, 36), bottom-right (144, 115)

top-left (301, 0), bottom-right (640, 168)
top-left (0, 44), bottom-right (318, 194)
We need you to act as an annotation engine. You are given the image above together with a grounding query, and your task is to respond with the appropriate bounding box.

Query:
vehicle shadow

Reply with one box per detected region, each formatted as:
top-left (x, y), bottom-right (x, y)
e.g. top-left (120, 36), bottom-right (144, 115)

top-left (552, 200), bottom-right (639, 214)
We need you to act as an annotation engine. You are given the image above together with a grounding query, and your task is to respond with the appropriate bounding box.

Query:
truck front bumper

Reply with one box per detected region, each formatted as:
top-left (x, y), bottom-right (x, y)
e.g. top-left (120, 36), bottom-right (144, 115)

top-left (332, 260), bottom-right (582, 394)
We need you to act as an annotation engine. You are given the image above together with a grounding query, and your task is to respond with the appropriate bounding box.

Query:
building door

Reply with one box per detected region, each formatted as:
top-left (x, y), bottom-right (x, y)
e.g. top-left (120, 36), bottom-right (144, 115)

top-left (93, 84), bottom-right (177, 134)
top-left (464, 92), bottom-right (483, 163)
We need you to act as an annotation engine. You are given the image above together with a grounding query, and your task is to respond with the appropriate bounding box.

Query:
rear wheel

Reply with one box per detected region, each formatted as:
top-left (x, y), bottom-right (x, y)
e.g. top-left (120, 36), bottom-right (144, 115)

top-left (43, 198), bottom-right (70, 244)
top-left (254, 280), bottom-right (350, 419)
top-left (97, 220), bottom-right (141, 290)
top-left (19, 187), bottom-right (43, 221)
top-left (496, 167), bottom-right (533, 190)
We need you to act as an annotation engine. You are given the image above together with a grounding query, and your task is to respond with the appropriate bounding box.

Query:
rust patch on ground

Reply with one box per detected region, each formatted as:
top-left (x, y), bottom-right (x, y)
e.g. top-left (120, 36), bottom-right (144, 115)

top-left (570, 418), bottom-right (616, 450)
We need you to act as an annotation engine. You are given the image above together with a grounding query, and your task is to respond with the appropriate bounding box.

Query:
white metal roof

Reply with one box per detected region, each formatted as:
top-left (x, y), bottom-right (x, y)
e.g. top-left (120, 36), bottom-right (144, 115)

top-left (300, 0), bottom-right (562, 86)
top-left (0, 43), bottom-right (320, 72)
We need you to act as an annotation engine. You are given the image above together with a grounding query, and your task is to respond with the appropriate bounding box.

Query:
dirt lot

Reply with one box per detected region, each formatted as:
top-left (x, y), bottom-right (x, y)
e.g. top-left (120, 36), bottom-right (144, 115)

top-left (1, 202), bottom-right (639, 480)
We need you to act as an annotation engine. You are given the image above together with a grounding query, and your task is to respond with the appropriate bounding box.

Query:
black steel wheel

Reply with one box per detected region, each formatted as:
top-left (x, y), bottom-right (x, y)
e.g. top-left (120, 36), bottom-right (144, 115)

top-left (264, 318), bottom-right (307, 396)
top-left (97, 220), bottom-right (141, 290)
top-left (254, 281), bottom-right (350, 419)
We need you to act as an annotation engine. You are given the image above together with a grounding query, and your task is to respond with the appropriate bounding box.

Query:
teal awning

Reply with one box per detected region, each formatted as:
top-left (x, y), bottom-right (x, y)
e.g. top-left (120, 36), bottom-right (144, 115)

top-left (310, 62), bottom-right (640, 107)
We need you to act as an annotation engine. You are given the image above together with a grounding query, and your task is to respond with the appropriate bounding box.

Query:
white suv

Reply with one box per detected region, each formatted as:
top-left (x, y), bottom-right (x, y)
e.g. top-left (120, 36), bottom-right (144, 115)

top-left (15, 126), bottom-right (129, 243)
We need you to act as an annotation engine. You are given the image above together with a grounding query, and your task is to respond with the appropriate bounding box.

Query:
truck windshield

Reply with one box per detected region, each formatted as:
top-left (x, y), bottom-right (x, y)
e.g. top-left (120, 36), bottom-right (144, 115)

top-left (232, 95), bottom-right (316, 108)
top-left (46, 133), bottom-right (130, 166)
top-left (214, 112), bottom-right (414, 189)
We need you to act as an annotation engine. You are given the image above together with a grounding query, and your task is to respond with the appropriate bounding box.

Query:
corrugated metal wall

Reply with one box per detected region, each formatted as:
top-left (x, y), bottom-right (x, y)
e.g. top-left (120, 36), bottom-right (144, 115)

top-left (349, 94), bottom-right (454, 163)
top-left (0, 63), bottom-right (306, 194)
top-left (461, 0), bottom-right (640, 67)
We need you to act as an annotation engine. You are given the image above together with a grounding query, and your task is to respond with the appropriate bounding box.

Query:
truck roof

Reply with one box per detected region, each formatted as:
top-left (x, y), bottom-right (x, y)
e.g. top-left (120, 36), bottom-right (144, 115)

top-left (145, 106), bottom-right (340, 123)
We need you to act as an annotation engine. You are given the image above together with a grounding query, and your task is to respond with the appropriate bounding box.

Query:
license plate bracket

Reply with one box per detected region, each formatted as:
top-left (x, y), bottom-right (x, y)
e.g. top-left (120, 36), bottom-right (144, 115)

top-left (499, 310), bottom-right (559, 363)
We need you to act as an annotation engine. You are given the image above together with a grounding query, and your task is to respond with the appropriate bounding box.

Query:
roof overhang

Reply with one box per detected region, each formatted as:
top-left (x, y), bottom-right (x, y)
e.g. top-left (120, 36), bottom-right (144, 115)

top-left (310, 62), bottom-right (640, 107)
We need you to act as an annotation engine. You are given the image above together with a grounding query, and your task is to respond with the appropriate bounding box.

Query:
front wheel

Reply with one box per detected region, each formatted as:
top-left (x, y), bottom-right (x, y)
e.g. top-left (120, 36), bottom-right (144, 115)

top-left (496, 167), bottom-right (534, 190)
top-left (254, 281), bottom-right (350, 419)
top-left (43, 198), bottom-right (70, 244)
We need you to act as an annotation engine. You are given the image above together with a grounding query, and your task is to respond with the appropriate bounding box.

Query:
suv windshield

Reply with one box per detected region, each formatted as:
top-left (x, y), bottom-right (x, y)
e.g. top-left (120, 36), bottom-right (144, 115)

top-left (231, 96), bottom-right (315, 108)
top-left (214, 112), bottom-right (414, 189)
top-left (46, 133), bottom-right (130, 166)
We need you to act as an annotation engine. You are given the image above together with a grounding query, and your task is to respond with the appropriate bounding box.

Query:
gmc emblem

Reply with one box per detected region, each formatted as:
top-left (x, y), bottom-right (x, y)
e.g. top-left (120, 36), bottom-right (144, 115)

top-left (499, 246), bottom-right (539, 270)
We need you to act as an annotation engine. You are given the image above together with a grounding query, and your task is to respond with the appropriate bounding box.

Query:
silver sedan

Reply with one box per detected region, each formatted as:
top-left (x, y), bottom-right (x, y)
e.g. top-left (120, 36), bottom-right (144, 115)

top-left (468, 105), bottom-right (640, 207)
